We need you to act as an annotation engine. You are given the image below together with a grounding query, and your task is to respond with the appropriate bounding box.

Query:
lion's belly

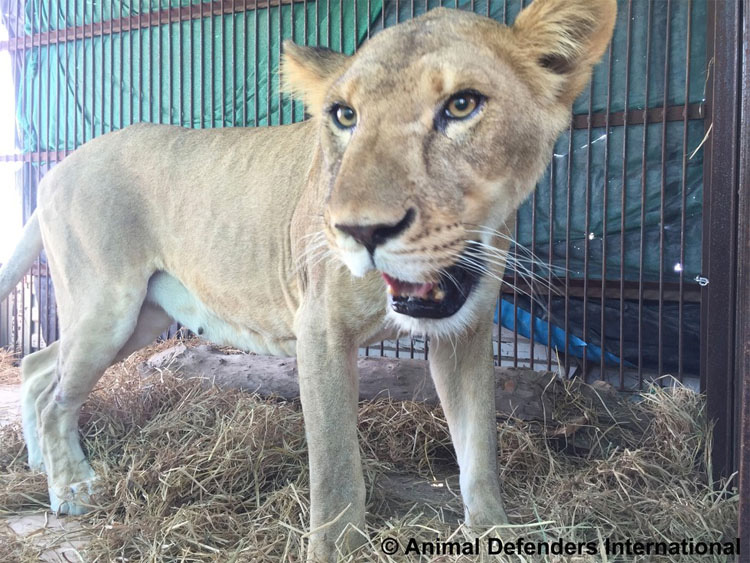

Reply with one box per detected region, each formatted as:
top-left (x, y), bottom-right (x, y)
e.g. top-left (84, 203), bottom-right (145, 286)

top-left (146, 271), bottom-right (297, 356)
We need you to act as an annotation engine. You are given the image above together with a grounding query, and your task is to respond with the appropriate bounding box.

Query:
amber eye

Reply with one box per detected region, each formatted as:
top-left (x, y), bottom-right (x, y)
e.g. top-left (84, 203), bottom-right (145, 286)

top-left (444, 92), bottom-right (482, 120)
top-left (331, 104), bottom-right (357, 129)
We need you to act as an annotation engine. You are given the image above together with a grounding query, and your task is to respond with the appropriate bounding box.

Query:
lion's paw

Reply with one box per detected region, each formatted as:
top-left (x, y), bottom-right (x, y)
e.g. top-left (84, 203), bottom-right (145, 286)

top-left (49, 477), bottom-right (99, 515)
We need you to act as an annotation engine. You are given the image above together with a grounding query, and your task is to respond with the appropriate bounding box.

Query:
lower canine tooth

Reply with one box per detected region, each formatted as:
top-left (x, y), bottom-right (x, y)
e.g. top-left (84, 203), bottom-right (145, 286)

top-left (432, 288), bottom-right (445, 301)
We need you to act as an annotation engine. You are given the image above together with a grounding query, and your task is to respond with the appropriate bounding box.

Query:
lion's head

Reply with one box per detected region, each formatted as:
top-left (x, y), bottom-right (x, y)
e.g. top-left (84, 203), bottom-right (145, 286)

top-left (283, 0), bottom-right (616, 334)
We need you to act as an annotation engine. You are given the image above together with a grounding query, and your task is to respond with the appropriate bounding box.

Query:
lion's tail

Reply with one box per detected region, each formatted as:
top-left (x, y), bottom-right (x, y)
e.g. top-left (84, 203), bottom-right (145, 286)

top-left (0, 211), bottom-right (43, 302)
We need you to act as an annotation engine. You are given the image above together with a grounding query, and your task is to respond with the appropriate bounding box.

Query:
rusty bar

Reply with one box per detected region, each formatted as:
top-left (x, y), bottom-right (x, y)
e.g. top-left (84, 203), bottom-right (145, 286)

top-left (571, 103), bottom-right (703, 130)
top-left (619, 0), bottom-right (633, 389)
top-left (637, 1), bottom-right (653, 389)
top-left (702, 0), bottom-right (741, 482)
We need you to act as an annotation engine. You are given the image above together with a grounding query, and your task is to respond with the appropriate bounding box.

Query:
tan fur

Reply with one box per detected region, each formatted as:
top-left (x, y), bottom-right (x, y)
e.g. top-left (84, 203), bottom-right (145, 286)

top-left (0, 2), bottom-right (615, 561)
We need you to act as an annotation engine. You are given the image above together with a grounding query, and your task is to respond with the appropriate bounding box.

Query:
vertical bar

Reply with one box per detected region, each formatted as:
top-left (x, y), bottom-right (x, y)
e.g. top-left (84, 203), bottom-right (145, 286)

top-left (129, 0), bottom-right (134, 125)
top-left (600, 38), bottom-right (613, 381)
top-left (563, 121), bottom-right (573, 375)
top-left (702, 0), bottom-right (741, 482)
top-left (109, 0), bottom-right (115, 131)
top-left (290, 0), bottom-right (294, 119)
top-left (529, 186), bottom-right (536, 369)
top-left (637, 1), bottom-right (653, 389)
top-left (254, 2), bottom-right (258, 126)
top-left (657, 0), bottom-right (672, 380)
top-left (119, 0), bottom-right (124, 129)
top-left (34, 0), bottom-right (42, 352)
top-left (267, 1), bottom-right (271, 125)
top-left (89, 0), bottom-right (94, 139)
top-left (243, 0), bottom-right (248, 126)
top-left (546, 151), bottom-right (554, 372)
top-left (677, 0), bottom-right (693, 382)
top-left (582, 79), bottom-right (594, 380)
top-left (512, 218), bottom-right (518, 368)
top-left (233, 0), bottom-right (238, 127)
top-left (278, 0), bottom-right (283, 125)
top-left (169, 0), bottom-right (174, 125)
top-left (74, 0), bottom-right (79, 142)
top-left (138, 0), bottom-right (144, 123)
top-left (736, 0), bottom-right (750, 547)
top-left (210, 0), bottom-right (215, 127)
top-left (618, 0), bottom-right (633, 389)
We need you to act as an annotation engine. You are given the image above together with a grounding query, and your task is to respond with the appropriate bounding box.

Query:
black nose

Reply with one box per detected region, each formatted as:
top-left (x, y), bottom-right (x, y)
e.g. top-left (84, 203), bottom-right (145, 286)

top-left (336, 208), bottom-right (415, 254)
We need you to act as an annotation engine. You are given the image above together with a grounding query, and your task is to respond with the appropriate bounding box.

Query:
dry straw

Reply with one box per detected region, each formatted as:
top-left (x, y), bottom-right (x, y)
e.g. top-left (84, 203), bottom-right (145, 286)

top-left (0, 341), bottom-right (739, 562)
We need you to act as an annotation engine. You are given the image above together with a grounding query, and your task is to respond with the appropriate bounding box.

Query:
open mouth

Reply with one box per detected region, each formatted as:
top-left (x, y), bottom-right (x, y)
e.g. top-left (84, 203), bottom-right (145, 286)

top-left (382, 253), bottom-right (483, 319)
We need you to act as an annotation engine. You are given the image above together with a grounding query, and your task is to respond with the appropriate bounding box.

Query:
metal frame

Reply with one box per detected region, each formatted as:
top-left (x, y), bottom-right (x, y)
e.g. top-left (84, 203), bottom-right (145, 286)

top-left (736, 0), bottom-right (750, 553)
top-left (702, 0), bottom-right (743, 484)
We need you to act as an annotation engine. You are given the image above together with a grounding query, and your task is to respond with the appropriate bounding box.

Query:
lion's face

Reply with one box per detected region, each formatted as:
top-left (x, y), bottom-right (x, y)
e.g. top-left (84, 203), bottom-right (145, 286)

top-left (283, 2), bottom-right (616, 331)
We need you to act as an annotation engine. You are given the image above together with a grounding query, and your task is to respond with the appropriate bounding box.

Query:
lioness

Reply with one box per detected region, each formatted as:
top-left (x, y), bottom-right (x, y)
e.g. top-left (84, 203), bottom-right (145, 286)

top-left (0, 1), bottom-right (615, 559)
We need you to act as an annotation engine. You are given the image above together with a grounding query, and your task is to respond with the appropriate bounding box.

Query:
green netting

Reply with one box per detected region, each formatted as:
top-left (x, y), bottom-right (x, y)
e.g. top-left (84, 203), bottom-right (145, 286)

top-left (517, 120), bottom-right (704, 283)
top-left (13, 0), bottom-right (707, 283)
top-left (19, 0), bottom-right (381, 151)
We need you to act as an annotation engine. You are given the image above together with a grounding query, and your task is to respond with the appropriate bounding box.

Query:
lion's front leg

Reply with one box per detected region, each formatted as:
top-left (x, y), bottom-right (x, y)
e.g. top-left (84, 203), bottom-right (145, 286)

top-left (428, 320), bottom-right (508, 527)
top-left (296, 306), bottom-right (367, 562)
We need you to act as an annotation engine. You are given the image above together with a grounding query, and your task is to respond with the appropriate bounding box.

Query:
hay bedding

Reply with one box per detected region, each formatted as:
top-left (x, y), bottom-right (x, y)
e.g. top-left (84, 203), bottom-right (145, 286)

top-left (0, 341), bottom-right (739, 562)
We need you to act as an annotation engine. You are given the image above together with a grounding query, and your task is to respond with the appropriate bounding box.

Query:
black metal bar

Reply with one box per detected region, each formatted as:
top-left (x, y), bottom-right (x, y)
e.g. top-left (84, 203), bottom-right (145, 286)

top-left (582, 78), bottom-right (594, 379)
top-left (637, 1), bottom-right (653, 389)
top-left (736, 1), bottom-right (750, 551)
top-left (702, 0), bottom-right (742, 482)
top-left (619, 0), bottom-right (633, 389)
top-left (546, 150), bottom-right (554, 372)
top-left (657, 0), bottom-right (672, 380)
top-left (563, 120), bottom-right (573, 376)
top-left (600, 37), bottom-right (613, 381)
top-left (678, 0), bottom-right (693, 382)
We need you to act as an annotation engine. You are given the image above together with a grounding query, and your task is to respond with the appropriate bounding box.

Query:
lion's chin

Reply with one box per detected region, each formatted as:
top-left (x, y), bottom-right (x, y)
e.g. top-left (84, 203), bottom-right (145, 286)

top-left (382, 255), bottom-right (482, 320)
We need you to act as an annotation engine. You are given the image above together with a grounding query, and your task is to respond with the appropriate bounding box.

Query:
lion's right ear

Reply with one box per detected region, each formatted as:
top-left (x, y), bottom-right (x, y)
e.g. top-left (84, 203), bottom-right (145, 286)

top-left (282, 42), bottom-right (351, 115)
top-left (511, 0), bottom-right (617, 105)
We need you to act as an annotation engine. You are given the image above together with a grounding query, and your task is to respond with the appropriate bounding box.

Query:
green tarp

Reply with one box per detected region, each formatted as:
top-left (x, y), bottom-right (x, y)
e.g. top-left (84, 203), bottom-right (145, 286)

top-left (10, 0), bottom-right (707, 283)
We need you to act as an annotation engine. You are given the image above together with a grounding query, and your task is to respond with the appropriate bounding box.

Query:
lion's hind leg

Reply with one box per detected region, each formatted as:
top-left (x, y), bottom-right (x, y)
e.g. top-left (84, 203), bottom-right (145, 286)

top-left (36, 287), bottom-right (149, 515)
top-left (20, 342), bottom-right (60, 471)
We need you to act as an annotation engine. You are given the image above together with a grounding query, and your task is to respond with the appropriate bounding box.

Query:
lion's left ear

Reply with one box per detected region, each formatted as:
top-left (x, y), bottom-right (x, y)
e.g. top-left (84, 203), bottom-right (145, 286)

top-left (511, 0), bottom-right (617, 104)
top-left (282, 41), bottom-right (351, 115)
